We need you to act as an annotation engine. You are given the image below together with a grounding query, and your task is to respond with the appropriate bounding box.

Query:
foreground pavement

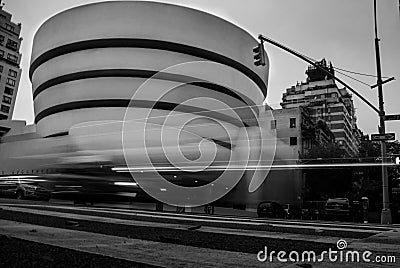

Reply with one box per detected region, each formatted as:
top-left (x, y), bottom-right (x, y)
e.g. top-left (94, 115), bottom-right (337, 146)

top-left (284, 230), bottom-right (400, 268)
top-left (0, 201), bottom-right (399, 267)
top-left (0, 219), bottom-right (268, 268)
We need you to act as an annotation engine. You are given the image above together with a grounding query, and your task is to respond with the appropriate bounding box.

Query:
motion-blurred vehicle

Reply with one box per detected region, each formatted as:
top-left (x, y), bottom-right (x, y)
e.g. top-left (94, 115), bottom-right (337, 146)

top-left (257, 201), bottom-right (286, 218)
top-left (0, 181), bottom-right (51, 201)
top-left (324, 198), bottom-right (351, 220)
top-left (282, 204), bottom-right (302, 219)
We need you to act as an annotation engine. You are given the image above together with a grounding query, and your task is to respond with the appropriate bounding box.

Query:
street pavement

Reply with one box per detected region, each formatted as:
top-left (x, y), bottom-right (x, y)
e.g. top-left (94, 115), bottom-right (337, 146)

top-left (0, 203), bottom-right (399, 267)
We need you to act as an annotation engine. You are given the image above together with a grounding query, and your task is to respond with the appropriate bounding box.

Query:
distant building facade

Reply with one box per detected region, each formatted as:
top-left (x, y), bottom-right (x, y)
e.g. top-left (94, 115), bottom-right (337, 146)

top-left (268, 106), bottom-right (335, 158)
top-left (0, 3), bottom-right (22, 120)
top-left (240, 106), bottom-right (335, 209)
top-left (280, 59), bottom-right (362, 156)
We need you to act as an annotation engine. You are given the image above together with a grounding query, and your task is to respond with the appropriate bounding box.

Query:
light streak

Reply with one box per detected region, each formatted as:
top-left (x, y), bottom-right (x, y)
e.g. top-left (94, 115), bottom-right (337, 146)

top-left (112, 162), bottom-right (399, 172)
top-left (113, 182), bottom-right (138, 186)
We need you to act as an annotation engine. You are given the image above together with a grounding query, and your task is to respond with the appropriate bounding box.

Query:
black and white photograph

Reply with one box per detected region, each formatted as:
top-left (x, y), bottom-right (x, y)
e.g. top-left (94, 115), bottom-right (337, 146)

top-left (0, 0), bottom-right (399, 267)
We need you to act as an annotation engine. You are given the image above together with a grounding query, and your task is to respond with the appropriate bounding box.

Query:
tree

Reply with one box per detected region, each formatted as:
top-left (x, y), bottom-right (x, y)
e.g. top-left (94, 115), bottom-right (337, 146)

top-left (301, 140), bottom-right (400, 206)
top-left (355, 140), bottom-right (400, 210)
top-left (301, 143), bottom-right (357, 201)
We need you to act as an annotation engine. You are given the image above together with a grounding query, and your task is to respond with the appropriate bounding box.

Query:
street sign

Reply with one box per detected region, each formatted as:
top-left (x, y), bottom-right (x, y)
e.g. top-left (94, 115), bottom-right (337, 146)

top-left (371, 133), bottom-right (396, 141)
top-left (384, 114), bottom-right (400, 121)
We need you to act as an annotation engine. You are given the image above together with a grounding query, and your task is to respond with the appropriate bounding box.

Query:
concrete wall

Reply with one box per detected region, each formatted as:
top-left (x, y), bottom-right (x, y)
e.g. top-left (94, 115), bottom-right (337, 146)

top-left (221, 108), bottom-right (303, 209)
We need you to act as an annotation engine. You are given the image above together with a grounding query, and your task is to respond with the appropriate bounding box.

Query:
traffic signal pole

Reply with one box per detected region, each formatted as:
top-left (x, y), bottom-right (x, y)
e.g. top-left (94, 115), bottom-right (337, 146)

top-left (254, 0), bottom-right (393, 224)
top-left (374, 0), bottom-right (391, 224)
top-left (257, 35), bottom-right (380, 114)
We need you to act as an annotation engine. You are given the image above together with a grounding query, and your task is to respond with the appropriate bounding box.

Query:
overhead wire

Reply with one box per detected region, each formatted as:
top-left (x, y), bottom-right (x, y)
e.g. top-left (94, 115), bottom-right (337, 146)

top-left (334, 69), bottom-right (373, 87)
top-left (275, 40), bottom-right (390, 88)
top-left (333, 66), bottom-right (391, 79)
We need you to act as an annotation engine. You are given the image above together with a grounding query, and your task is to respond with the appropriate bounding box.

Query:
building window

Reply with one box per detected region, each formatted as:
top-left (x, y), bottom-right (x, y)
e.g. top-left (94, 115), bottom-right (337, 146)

top-left (290, 137), bottom-right (297, 146)
top-left (6, 78), bottom-right (15, 86)
top-left (0, 50), bottom-right (4, 58)
top-left (2, 95), bottom-right (11, 104)
top-left (5, 24), bottom-right (15, 33)
top-left (270, 120), bottom-right (276, 129)
top-left (1, 104), bottom-right (10, 113)
top-left (4, 87), bottom-right (14, 95)
top-left (0, 114), bottom-right (7, 120)
top-left (0, 35), bottom-right (4, 43)
top-left (8, 69), bottom-right (17, 78)
top-left (0, 65), bottom-right (3, 73)
top-left (289, 118), bottom-right (296, 128)
top-left (6, 54), bottom-right (18, 63)
top-left (6, 39), bottom-right (18, 51)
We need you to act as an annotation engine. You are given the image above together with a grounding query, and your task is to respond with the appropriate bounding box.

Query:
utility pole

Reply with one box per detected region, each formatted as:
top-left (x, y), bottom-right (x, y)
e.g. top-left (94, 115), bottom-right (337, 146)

top-left (374, 0), bottom-right (391, 224)
top-left (254, 0), bottom-right (395, 224)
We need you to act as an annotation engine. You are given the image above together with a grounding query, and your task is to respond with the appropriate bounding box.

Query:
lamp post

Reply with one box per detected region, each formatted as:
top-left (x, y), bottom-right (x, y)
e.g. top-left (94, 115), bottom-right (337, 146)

top-left (373, 0), bottom-right (391, 224)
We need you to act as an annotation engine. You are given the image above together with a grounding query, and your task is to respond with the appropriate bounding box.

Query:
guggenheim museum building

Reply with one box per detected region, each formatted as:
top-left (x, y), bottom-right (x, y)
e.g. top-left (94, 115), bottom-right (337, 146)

top-left (0, 1), bottom-right (302, 210)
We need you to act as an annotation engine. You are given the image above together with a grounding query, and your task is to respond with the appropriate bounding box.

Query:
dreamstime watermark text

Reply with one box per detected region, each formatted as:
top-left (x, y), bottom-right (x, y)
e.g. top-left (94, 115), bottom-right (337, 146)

top-left (257, 239), bottom-right (396, 264)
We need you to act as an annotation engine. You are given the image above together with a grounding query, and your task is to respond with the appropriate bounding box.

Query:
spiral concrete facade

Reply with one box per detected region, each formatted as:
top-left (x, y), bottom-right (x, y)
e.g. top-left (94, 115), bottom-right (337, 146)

top-left (29, 1), bottom-right (268, 138)
top-left (0, 1), bottom-right (308, 210)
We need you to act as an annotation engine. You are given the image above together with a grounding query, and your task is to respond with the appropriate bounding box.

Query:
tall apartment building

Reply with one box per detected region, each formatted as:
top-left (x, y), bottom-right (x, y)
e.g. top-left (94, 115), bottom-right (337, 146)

top-left (280, 59), bottom-right (362, 156)
top-left (0, 2), bottom-right (22, 120)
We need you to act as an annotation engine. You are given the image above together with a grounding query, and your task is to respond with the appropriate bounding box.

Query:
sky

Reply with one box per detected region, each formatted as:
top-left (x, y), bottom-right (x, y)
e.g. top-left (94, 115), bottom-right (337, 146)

top-left (5, 0), bottom-right (400, 138)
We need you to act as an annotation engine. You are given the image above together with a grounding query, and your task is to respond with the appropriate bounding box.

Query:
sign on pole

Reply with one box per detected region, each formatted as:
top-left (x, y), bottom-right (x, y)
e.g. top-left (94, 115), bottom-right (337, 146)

top-left (371, 133), bottom-right (396, 141)
top-left (384, 114), bottom-right (400, 121)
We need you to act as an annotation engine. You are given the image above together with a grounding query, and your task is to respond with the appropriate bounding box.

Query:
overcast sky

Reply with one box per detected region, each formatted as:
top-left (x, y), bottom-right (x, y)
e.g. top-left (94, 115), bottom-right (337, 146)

top-left (5, 0), bottom-right (400, 138)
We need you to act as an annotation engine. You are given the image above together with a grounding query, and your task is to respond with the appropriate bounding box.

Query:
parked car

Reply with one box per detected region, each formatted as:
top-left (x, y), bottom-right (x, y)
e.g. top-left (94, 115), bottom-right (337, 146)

top-left (324, 198), bottom-right (352, 220)
top-left (257, 201), bottom-right (286, 218)
top-left (0, 181), bottom-right (51, 201)
top-left (282, 204), bottom-right (302, 219)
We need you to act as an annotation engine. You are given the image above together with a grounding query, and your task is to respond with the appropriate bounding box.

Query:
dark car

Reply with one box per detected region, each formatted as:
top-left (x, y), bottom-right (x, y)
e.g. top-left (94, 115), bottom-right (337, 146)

top-left (0, 181), bottom-right (51, 201)
top-left (257, 201), bottom-right (286, 218)
top-left (324, 198), bottom-right (352, 220)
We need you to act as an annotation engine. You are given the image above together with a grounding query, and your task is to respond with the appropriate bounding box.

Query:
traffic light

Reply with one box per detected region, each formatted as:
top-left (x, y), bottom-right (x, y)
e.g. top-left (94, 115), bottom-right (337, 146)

top-left (253, 42), bottom-right (265, 66)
